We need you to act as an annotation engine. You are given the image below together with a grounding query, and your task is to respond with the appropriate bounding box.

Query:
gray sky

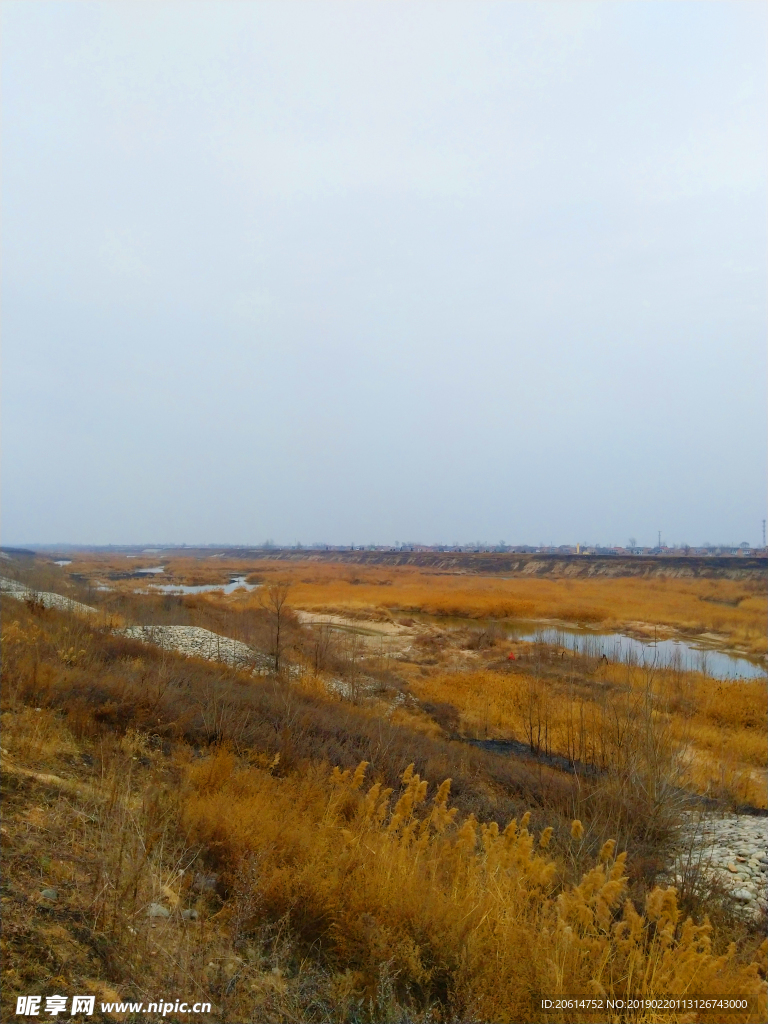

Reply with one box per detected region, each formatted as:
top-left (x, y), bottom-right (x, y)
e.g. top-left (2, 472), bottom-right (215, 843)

top-left (2, 1), bottom-right (766, 548)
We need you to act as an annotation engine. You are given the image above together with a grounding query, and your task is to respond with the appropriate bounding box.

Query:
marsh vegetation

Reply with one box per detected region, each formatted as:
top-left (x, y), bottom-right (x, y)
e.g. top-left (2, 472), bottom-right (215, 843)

top-left (1, 553), bottom-right (766, 1022)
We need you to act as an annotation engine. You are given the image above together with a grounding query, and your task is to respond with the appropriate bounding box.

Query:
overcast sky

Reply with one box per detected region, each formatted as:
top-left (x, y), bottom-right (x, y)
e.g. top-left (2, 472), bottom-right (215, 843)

top-left (2, 1), bottom-right (766, 548)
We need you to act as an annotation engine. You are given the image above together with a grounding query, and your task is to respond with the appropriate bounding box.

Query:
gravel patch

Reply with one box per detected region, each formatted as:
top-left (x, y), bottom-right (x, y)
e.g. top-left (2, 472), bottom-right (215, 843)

top-left (120, 624), bottom-right (273, 673)
top-left (670, 813), bottom-right (768, 917)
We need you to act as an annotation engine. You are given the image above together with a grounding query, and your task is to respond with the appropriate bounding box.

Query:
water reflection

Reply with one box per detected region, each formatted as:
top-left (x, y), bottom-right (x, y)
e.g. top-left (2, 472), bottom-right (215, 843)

top-left (509, 625), bottom-right (766, 681)
top-left (149, 575), bottom-right (258, 596)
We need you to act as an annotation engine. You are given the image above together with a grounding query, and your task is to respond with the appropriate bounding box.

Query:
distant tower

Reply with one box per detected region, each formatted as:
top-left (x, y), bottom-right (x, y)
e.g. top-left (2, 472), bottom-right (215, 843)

top-left (658, 530), bottom-right (661, 550)
top-left (763, 519), bottom-right (766, 548)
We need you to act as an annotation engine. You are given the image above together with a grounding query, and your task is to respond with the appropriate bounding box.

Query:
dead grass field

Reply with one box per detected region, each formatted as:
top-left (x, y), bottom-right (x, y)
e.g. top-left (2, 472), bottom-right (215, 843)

top-left (59, 555), bottom-right (765, 655)
top-left (3, 556), bottom-right (766, 1021)
top-left (14, 557), bottom-right (767, 810)
top-left (403, 658), bottom-right (768, 810)
top-left (279, 568), bottom-right (766, 653)
top-left (2, 600), bottom-right (766, 1023)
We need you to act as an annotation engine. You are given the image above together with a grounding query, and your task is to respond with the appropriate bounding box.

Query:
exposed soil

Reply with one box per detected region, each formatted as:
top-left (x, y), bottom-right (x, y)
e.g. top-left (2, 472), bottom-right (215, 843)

top-left (204, 549), bottom-right (768, 582)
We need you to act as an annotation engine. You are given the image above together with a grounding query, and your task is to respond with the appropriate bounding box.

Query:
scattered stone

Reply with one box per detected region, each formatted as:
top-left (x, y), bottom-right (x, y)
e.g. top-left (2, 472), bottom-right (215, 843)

top-left (147, 903), bottom-right (171, 918)
top-left (669, 813), bottom-right (768, 919)
top-left (193, 873), bottom-right (218, 893)
top-left (733, 889), bottom-right (754, 903)
top-left (120, 625), bottom-right (271, 672)
top-left (40, 888), bottom-right (58, 901)
top-left (181, 909), bottom-right (199, 921)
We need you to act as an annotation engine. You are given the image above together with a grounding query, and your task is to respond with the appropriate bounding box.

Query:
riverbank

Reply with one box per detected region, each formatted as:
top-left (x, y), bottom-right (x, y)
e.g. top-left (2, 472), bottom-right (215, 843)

top-left (37, 552), bottom-right (768, 657)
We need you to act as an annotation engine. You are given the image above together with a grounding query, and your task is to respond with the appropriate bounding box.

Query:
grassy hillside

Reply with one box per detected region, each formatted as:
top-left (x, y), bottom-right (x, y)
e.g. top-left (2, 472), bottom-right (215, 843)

top-left (2, 592), bottom-right (766, 1022)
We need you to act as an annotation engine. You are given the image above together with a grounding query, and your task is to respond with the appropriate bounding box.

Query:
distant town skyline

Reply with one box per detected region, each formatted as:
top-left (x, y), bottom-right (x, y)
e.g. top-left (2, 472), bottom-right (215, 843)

top-left (10, 538), bottom-right (766, 556)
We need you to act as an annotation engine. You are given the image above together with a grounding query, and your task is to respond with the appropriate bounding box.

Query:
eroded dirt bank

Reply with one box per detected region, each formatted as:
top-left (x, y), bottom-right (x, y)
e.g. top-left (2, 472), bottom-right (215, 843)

top-left (216, 548), bottom-right (768, 581)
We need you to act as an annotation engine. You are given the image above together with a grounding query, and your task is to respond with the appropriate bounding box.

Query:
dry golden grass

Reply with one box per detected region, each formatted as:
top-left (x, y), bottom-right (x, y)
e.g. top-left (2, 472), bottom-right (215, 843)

top-left (5, 706), bottom-right (766, 1022)
top-left (228, 564), bottom-right (765, 655)
top-left (180, 749), bottom-right (767, 1022)
top-left (22, 554), bottom-right (767, 813)
top-left (2, 593), bottom-right (767, 1023)
top-left (55, 555), bottom-right (767, 655)
top-left (406, 662), bottom-right (768, 810)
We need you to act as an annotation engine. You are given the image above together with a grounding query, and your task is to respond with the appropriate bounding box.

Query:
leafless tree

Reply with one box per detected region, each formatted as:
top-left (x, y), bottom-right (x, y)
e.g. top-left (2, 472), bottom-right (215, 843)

top-left (260, 581), bottom-right (291, 675)
top-left (312, 623), bottom-right (336, 674)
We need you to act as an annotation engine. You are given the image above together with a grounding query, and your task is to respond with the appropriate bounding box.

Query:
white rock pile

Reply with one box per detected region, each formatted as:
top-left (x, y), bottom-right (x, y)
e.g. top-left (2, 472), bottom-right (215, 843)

top-left (120, 625), bottom-right (273, 673)
top-left (673, 813), bottom-right (768, 917)
top-left (0, 577), bottom-right (98, 617)
top-left (1, 581), bottom-right (274, 674)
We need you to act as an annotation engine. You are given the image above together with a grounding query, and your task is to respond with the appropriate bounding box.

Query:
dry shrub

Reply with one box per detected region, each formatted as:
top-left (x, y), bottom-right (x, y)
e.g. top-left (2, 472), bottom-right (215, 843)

top-left (408, 662), bottom-right (768, 810)
top-left (181, 753), bottom-right (768, 1022)
top-left (1, 596), bottom-right (581, 837)
top-left (421, 701), bottom-right (461, 734)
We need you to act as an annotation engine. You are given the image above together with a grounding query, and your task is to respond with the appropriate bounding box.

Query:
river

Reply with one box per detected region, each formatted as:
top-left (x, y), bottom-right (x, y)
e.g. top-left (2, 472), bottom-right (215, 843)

top-left (411, 614), bottom-right (766, 681)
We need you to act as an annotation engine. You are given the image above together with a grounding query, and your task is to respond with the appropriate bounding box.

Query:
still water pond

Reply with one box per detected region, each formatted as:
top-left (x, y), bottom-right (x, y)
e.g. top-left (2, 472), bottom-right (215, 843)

top-left (507, 623), bottom-right (766, 681)
top-left (412, 614), bottom-right (766, 681)
top-left (149, 575), bottom-right (259, 596)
